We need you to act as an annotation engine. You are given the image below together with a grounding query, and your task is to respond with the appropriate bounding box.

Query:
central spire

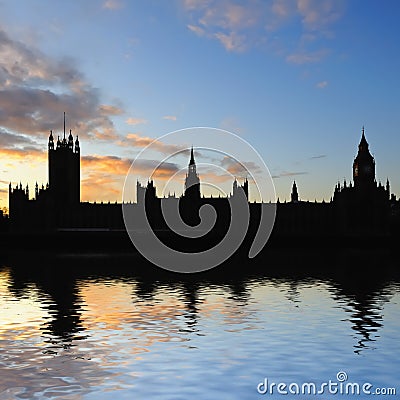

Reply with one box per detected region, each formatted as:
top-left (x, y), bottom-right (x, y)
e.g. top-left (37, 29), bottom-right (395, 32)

top-left (359, 126), bottom-right (369, 152)
top-left (184, 146), bottom-right (200, 199)
top-left (189, 146), bottom-right (195, 166)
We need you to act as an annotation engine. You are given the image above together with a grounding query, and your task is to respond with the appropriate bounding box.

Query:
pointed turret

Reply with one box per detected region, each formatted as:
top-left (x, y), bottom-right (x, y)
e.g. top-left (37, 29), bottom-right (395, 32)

top-left (75, 135), bottom-right (80, 154)
top-left (242, 177), bottom-right (249, 200)
top-left (353, 127), bottom-right (375, 188)
top-left (68, 129), bottom-right (74, 150)
top-left (291, 180), bottom-right (299, 203)
top-left (184, 146), bottom-right (200, 199)
top-left (189, 146), bottom-right (195, 166)
top-left (48, 130), bottom-right (54, 150)
top-left (359, 126), bottom-right (368, 151)
top-left (232, 178), bottom-right (238, 197)
top-left (386, 178), bottom-right (390, 199)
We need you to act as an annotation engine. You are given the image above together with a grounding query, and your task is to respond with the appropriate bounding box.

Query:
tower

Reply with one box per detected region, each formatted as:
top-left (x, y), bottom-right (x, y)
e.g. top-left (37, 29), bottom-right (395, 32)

top-left (353, 127), bottom-right (375, 189)
top-left (48, 113), bottom-right (80, 206)
top-left (242, 177), bottom-right (249, 200)
top-left (291, 181), bottom-right (299, 203)
top-left (232, 178), bottom-right (249, 200)
top-left (136, 180), bottom-right (145, 204)
top-left (184, 147), bottom-right (200, 199)
top-left (386, 178), bottom-right (390, 200)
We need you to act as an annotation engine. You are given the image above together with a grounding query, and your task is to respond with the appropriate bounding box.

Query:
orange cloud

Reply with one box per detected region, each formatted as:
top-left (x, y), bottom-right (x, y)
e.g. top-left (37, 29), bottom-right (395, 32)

top-left (80, 153), bottom-right (181, 202)
top-left (81, 175), bottom-right (123, 203)
top-left (80, 155), bottom-right (131, 202)
top-left (125, 133), bottom-right (153, 147)
top-left (98, 104), bottom-right (124, 116)
top-left (119, 133), bottom-right (188, 156)
top-left (125, 117), bottom-right (147, 125)
top-left (0, 147), bottom-right (46, 161)
top-left (81, 154), bottom-right (131, 175)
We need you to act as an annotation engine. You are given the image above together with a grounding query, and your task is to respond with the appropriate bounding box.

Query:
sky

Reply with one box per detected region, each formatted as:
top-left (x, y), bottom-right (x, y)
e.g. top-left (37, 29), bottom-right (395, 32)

top-left (0, 0), bottom-right (399, 209)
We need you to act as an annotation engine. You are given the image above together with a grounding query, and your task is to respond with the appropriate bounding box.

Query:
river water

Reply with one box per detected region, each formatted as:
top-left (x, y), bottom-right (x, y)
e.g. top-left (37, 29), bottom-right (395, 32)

top-left (0, 248), bottom-right (399, 399)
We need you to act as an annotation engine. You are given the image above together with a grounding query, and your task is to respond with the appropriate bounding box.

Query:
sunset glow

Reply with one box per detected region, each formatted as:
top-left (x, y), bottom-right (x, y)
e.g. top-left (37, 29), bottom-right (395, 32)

top-left (1, 1), bottom-right (400, 209)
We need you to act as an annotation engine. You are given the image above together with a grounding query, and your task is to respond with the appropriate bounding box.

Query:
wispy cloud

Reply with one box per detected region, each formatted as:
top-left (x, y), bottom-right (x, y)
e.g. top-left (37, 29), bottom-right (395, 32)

top-left (286, 49), bottom-right (329, 64)
top-left (135, 159), bottom-right (180, 179)
top-left (316, 80), bottom-right (328, 89)
top-left (0, 129), bottom-right (37, 148)
top-left (81, 154), bottom-right (132, 175)
top-left (182, 0), bottom-right (344, 61)
top-left (162, 115), bottom-right (177, 121)
top-left (213, 32), bottom-right (247, 53)
top-left (119, 133), bottom-right (188, 156)
top-left (272, 171), bottom-right (308, 178)
top-left (99, 104), bottom-right (124, 116)
top-left (187, 24), bottom-right (206, 36)
top-left (183, 1), bottom-right (260, 52)
top-left (102, 0), bottom-right (124, 10)
top-left (310, 154), bottom-right (327, 159)
top-left (0, 147), bottom-right (45, 161)
top-left (125, 117), bottom-right (147, 125)
top-left (220, 156), bottom-right (261, 177)
top-left (296, 0), bottom-right (343, 30)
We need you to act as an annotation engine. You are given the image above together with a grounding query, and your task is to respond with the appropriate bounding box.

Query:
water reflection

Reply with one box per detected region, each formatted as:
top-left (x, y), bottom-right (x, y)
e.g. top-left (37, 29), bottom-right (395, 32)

top-left (6, 262), bottom-right (85, 342)
top-left (0, 248), bottom-right (399, 399)
top-left (3, 249), bottom-right (400, 352)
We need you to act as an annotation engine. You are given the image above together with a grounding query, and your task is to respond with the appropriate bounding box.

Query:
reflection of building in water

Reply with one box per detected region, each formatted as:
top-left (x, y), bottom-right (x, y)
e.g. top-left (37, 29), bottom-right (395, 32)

top-left (5, 121), bottom-right (400, 239)
top-left (8, 261), bottom-right (84, 341)
top-left (330, 275), bottom-right (392, 354)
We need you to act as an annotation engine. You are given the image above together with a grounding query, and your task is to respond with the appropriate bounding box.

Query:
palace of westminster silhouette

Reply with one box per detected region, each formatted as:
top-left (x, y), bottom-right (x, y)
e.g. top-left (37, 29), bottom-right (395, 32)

top-left (3, 117), bottom-right (400, 244)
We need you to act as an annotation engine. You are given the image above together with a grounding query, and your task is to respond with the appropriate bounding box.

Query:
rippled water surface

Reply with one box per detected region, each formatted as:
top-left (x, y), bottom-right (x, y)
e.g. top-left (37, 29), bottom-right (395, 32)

top-left (0, 250), bottom-right (399, 399)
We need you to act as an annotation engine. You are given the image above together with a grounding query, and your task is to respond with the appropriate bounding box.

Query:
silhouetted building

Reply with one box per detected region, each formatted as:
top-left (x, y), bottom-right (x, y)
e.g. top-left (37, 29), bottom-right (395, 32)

top-left (291, 181), bottom-right (299, 203)
top-left (9, 114), bottom-right (81, 231)
top-left (48, 112), bottom-right (80, 206)
top-left (353, 127), bottom-right (375, 189)
top-left (184, 147), bottom-right (201, 200)
top-left (6, 123), bottom-right (400, 243)
top-left (333, 129), bottom-right (390, 235)
top-left (232, 177), bottom-right (249, 200)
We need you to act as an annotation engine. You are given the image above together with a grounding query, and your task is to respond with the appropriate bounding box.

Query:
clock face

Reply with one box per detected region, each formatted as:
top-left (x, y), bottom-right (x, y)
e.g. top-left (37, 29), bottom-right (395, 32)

top-left (354, 165), bottom-right (358, 177)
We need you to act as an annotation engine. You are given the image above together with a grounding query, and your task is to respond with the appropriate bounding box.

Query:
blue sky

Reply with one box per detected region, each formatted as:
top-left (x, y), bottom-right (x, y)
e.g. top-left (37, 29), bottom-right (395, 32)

top-left (0, 0), bottom-right (399, 207)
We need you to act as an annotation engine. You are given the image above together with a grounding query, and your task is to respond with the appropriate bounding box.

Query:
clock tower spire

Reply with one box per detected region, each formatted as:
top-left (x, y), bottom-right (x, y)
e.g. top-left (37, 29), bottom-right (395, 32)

top-left (353, 127), bottom-right (375, 188)
top-left (184, 146), bottom-right (201, 199)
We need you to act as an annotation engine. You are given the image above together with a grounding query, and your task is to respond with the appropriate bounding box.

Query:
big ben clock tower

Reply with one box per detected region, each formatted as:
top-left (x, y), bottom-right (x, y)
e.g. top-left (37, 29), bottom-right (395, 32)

top-left (353, 127), bottom-right (375, 188)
